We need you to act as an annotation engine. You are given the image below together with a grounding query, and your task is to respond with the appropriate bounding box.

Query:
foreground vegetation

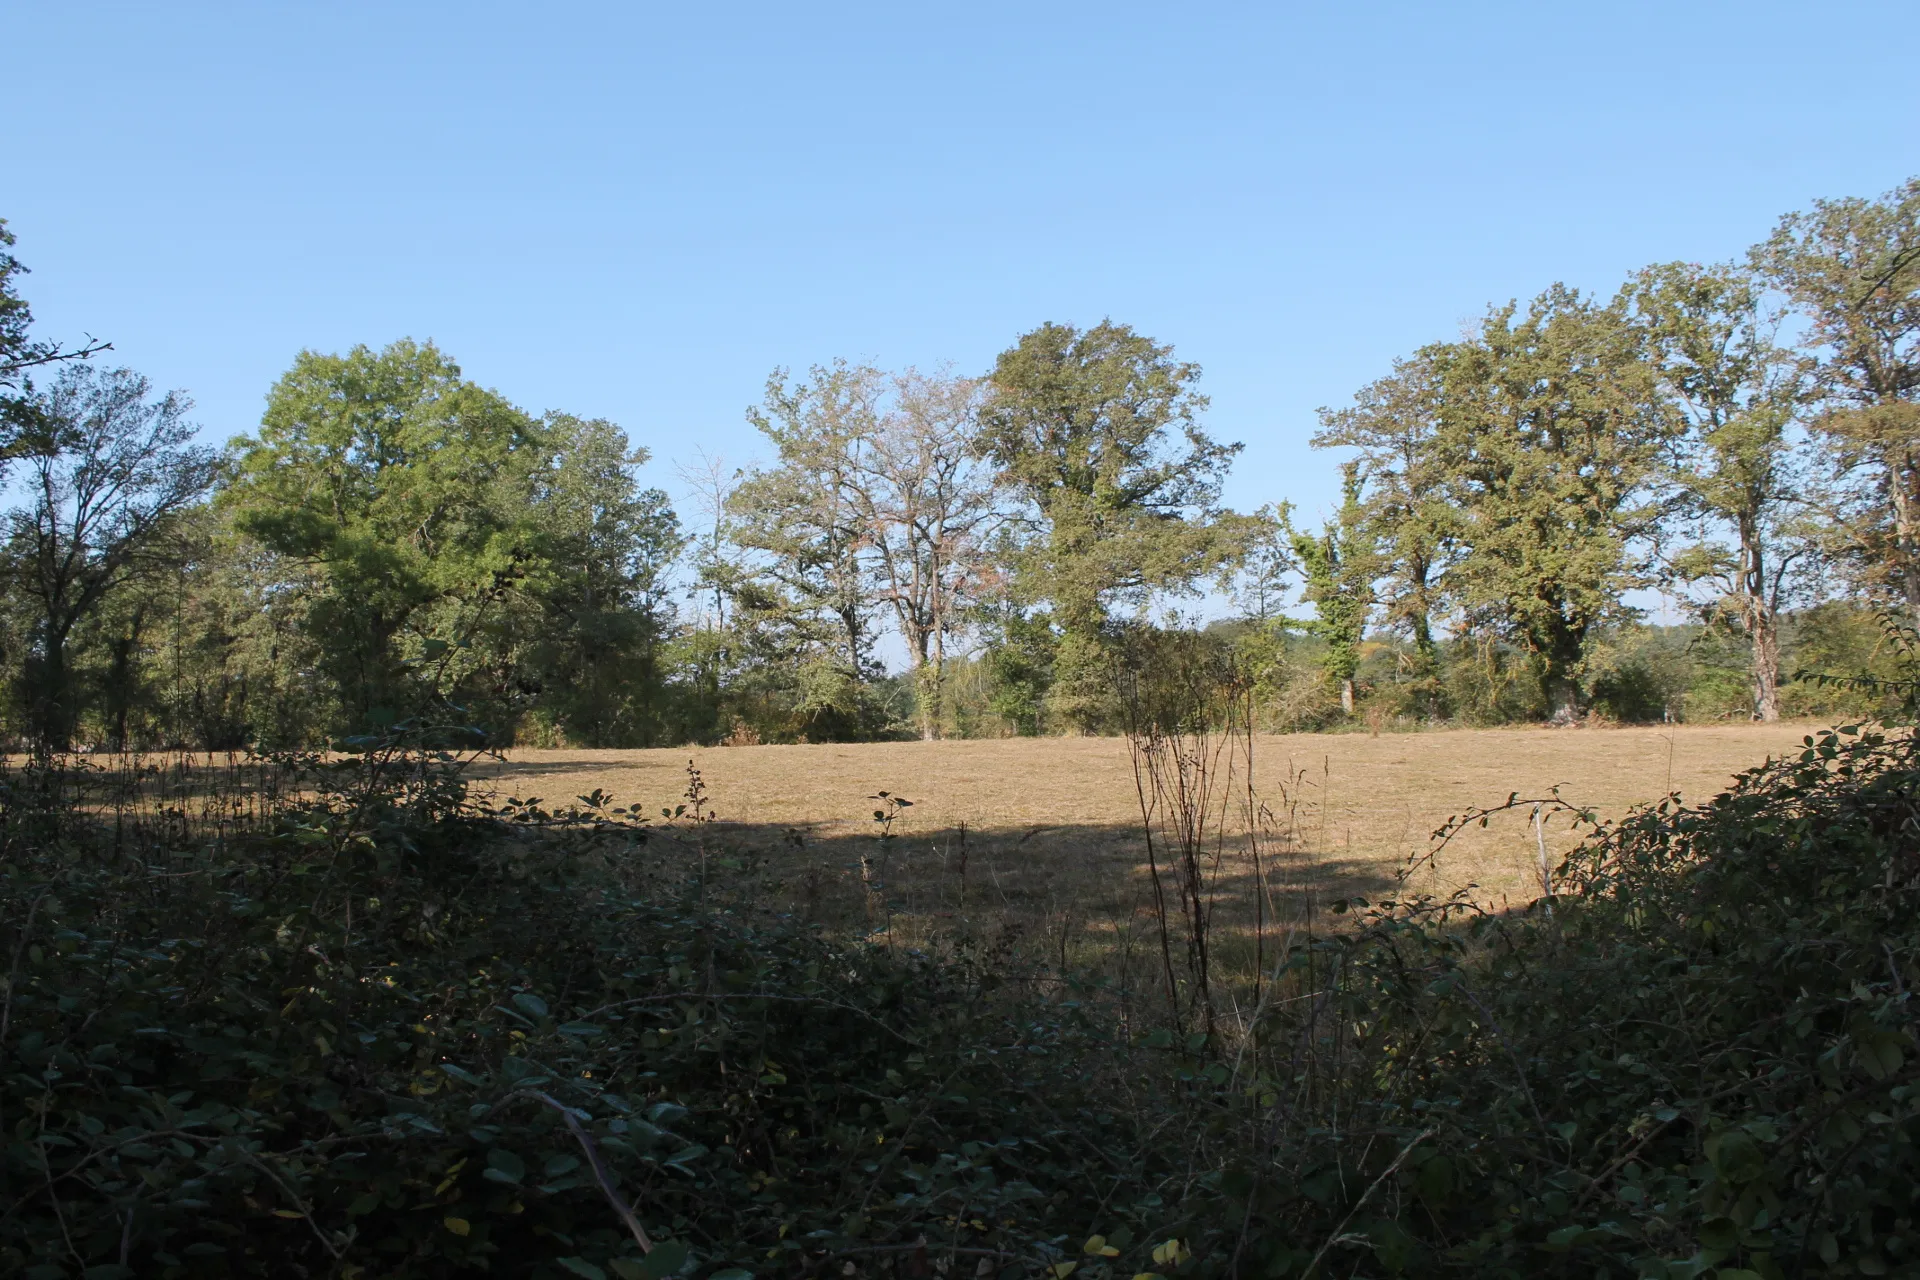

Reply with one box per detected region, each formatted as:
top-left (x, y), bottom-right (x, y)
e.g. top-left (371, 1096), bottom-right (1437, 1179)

top-left (5, 708), bottom-right (1917, 1277)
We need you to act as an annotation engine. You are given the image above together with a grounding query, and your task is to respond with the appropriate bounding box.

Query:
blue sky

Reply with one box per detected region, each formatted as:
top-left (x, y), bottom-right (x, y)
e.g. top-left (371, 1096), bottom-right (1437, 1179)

top-left (6, 1), bottom-right (1917, 536)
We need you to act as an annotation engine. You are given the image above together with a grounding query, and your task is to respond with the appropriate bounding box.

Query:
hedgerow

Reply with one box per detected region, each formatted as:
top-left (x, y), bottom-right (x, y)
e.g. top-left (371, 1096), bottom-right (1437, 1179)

top-left (4, 721), bottom-right (1918, 1277)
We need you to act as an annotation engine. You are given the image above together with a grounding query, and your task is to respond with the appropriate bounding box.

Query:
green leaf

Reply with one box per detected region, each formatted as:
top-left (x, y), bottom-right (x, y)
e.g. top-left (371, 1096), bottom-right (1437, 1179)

top-left (512, 992), bottom-right (549, 1018)
top-left (484, 1148), bottom-right (526, 1184)
top-left (1364, 1219), bottom-right (1418, 1273)
top-left (1705, 1131), bottom-right (1766, 1185)
top-left (642, 1240), bottom-right (691, 1278)
top-left (1543, 1225), bottom-right (1583, 1251)
top-left (663, 1143), bottom-right (708, 1170)
top-left (1698, 1217), bottom-right (1738, 1251)
top-left (647, 1101), bottom-right (690, 1127)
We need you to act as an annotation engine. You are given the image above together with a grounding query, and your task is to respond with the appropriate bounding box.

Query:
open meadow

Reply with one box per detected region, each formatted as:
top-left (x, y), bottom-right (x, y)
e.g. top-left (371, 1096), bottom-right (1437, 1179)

top-left (472, 723), bottom-right (1819, 966)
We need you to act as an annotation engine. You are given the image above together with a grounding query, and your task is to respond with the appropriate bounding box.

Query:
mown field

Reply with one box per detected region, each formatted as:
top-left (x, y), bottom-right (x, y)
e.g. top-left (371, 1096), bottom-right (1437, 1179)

top-left (471, 724), bottom-right (1819, 957)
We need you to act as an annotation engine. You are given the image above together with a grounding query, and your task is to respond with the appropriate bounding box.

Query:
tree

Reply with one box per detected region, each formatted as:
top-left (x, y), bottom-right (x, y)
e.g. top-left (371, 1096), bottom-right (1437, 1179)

top-left (1431, 285), bottom-right (1674, 722)
top-left (1313, 353), bottom-right (1457, 704)
top-left (224, 340), bottom-right (545, 733)
top-left (723, 363), bottom-right (899, 741)
top-left (1755, 176), bottom-right (1920, 613)
top-left (4, 365), bottom-right (217, 749)
top-left (520, 414), bottom-right (682, 746)
top-left (726, 363), bottom-right (999, 742)
top-left (979, 320), bottom-right (1244, 732)
top-left (844, 370), bottom-right (998, 739)
top-left (1288, 464), bottom-right (1374, 716)
top-left (1221, 502), bottom-right (1296, 625)
top-left (1631, 260), bottom-right (1813, 721)
top-left (0, 218), bottom-right (108, 462)
top-left (732, 362), bottom-right (884, 684)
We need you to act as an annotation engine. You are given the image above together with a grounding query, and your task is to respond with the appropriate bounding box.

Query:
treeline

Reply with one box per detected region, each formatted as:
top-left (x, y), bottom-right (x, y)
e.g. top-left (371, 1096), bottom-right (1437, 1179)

top-left (0, 178), bottom-right (1916, 751)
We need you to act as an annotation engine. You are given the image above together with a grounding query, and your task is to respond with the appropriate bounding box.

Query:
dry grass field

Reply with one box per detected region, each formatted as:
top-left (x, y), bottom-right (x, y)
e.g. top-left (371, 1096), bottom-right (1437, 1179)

top-left (470, 723), bottom-right (1819, 975)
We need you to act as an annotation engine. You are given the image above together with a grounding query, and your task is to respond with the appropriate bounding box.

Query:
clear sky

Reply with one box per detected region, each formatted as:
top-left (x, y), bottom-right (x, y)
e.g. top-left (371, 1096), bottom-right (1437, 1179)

top-left (6, 0), bottom-right (1918, 533)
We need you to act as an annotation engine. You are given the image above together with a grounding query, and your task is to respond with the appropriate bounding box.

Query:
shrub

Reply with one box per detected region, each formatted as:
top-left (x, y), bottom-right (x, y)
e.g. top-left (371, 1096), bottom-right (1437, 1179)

top-left (8, 715), bottom-right (1920, 1277)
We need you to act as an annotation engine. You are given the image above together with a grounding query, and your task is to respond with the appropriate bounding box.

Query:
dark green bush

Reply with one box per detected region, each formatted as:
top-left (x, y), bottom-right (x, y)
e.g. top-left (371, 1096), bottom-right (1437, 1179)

top-left (0, 747), bottom-right (1178, 1278)
top-left (7, 719), bottom-right (1919, 1278)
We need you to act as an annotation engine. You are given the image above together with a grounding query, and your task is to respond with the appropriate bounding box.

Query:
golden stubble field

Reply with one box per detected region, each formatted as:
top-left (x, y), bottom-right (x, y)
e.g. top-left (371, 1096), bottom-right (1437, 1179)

top-left (471, 724), bottom-right (1818, 958)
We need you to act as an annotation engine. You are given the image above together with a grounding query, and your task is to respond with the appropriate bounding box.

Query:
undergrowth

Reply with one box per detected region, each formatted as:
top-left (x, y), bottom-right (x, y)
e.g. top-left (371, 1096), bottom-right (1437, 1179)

top-left (3, 718), bottom-right (1918, 1278)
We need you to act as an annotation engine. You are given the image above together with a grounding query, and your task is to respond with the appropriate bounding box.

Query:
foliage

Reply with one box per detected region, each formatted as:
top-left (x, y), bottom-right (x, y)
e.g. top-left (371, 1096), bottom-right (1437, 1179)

top-left (222, 340), bottom-right (546, 735)
top-left (1311, 353), bottom-right (1453, 708)
top-left (1755, 176), bottom-right (1920, 614)
top-left (1427, 285), bottom-right (1676, 721)
top-left (516, 413), bottom-right (683, 747)
top-left (4, 365), bottom-right (219, 749)
top-left (980, 321), bottom-right (1247, 733)
top-left (1631, 260), bottom-right (1813, 723)
top-left (730, 363), bottom-right (885, 690)
top-left (15, 177), bottom-right (1920, 750)
top-left (211, 342), bottom-right (684, 749)
top-left (0, 742), bottom-right (1179, 1277)
top-left (1287, 466), bottom-right (1373, 717)
top-left (10, 684), bottom-right (1920, 1277)
top-left (725, 363), bottom-right (997, 742)
top-left (1581, 624), bottom-right (1694, 723)
top-left (0, 218), bottom-right (108, 455)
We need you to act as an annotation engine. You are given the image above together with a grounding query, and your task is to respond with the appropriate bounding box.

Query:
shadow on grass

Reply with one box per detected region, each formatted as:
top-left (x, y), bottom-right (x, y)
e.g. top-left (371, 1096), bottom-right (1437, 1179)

top-left (638, 817), bottom-right (1405, 945)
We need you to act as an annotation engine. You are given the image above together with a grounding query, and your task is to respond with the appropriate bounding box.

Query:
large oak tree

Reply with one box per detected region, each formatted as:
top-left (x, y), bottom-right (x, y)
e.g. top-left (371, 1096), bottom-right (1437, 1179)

top-left (979, 321), bottom-right (1245, 732)
top-left (1430, 286), bottom-right (1675, 722)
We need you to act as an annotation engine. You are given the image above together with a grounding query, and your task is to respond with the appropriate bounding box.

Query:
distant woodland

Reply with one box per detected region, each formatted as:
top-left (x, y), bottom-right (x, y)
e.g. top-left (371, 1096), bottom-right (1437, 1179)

top-left (3, 177), bottom-right (1917, 751)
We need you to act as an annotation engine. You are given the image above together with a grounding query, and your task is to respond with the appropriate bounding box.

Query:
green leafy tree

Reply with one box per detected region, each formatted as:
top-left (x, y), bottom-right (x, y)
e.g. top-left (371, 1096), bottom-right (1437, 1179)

top-left (1313, 353), bottom-right (1457, 711)
top-left (0, 217), bottom-right (108, 460)
top-left (519, 414), bottom-right (683, 746)
top-left (1431, 285), bottom-right (1675, 722)
top-left (1221, 502), bottom-right (1296, 625)
top-left (725, 363), bottom-right (893, 740)
top-left (1755, 176), bottom-right (1920, 613)
top-left (1631, 260), bottom-right (1815, 721)
top-left (223, 340), bottom-right (544, 735)
top-left (1287, 464), bottom-right (1374, 716)
top-left (978, 320), bottom-right (1244, 732)
top-left (156, 516), bottom-right (330, 750)
top-left (979, 602), bottom-right (1056, 737)
top-left (4, 366), bottom-right (218, 749)
top-left (732, 363), bottom-right (884, 684)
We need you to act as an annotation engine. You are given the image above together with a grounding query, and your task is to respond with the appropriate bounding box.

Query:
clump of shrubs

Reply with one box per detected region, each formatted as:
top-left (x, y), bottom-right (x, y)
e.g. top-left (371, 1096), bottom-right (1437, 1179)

top-left (5, 719), bottom-right (1918, 1277)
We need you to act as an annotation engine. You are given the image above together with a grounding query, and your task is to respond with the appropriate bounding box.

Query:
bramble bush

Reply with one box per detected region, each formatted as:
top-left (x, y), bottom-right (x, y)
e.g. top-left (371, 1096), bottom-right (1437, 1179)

top-left (4, 715), bottom-right (1919, 1277)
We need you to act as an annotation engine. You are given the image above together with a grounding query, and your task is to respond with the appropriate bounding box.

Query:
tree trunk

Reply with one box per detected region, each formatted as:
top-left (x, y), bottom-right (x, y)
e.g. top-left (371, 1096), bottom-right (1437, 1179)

top-left (1339, 678), bottom-right (1355, 717)
top-left (908, 628), bottom-right (938, 741)
top-left (925, 627), bottom-right (945, 741)
top-left (1410, 612), bottom-right (1435, 670)
top-left (37, 628), bottom-right (76, 752)
top-left (1895, 445), bottom-right (1920, 621)
top-left (1543, 669), bottom-right (1582, 724)
top-left (1538, 614), bottom-right (1586, 725)
top-left (1738, 516), bottom-right (1781, 723)
top-left (1751, 614), bottom-right (1781, 722)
